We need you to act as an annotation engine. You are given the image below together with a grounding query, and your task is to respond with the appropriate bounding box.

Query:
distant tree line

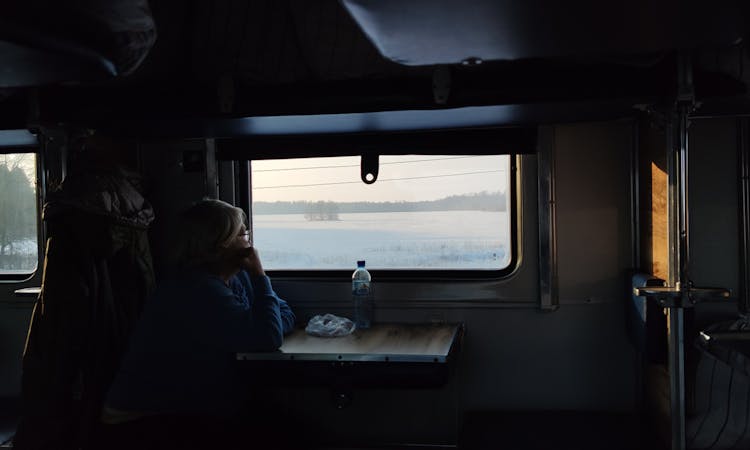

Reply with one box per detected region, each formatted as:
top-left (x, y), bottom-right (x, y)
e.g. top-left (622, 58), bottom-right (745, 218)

top-left (254, 191), bottom-right (506, 216)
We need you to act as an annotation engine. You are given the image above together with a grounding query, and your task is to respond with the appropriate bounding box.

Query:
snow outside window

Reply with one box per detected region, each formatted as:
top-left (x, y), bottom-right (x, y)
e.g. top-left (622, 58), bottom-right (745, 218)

top-left (251, 155), bottom-right (512, 271)
top-left (0, 153), bottom-right (38, 277)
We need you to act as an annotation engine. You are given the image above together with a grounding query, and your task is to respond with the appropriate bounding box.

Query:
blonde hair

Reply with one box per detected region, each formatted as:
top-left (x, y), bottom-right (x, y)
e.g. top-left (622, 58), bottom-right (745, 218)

top-left (171, 199), bottom-right (246, 269)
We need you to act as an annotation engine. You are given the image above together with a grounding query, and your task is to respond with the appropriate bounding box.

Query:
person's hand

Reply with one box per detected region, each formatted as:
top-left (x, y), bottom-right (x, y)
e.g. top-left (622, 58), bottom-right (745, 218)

top-left (239, 246), bottom-right (265, 277)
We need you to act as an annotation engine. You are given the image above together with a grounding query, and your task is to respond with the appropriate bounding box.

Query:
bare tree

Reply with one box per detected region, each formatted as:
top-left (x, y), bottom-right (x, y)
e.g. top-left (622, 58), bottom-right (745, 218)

top-left (0, 157), bottom-right (37, 269)
top-left (304, 201), bottom-right (340, 221)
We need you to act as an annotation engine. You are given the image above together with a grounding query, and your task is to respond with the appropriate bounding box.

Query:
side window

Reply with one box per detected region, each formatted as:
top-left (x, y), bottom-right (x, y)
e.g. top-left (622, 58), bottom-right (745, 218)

top-left (0, 153), bottom-right (39, 278)
top-left (251, 154), bottom-right (513, 273)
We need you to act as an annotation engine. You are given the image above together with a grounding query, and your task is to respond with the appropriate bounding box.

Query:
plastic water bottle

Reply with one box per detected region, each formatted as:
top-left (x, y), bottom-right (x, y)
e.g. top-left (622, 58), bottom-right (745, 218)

top-left (352, 260), bottom-right (373, 329)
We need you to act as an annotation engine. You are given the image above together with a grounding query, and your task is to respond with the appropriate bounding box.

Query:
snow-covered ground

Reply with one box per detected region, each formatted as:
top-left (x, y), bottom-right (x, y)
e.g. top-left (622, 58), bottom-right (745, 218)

top-left (253, 210), bottom-right (510, 270)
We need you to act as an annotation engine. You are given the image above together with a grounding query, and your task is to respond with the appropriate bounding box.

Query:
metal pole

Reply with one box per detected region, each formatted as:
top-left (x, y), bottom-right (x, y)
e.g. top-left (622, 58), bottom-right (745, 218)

top-left (237, 160), bottom-right (251, 224)
top-left (665, 111), bottom-right (684, 450)
top-left (739, 119), bottom-right (750, 318)
top-left (677, 55), bottom-right (692, 299)
top-left (666, 53), bottom-right (693, 450)
top-left (667, 306), bottom-right (686, 450)
top-left (537, 126), bottom-right (558, 311)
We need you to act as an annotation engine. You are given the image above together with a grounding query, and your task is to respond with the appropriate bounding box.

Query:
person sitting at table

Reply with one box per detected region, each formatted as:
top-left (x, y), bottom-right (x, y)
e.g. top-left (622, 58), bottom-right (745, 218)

top-left (98, 198), bottom-right (296, 449)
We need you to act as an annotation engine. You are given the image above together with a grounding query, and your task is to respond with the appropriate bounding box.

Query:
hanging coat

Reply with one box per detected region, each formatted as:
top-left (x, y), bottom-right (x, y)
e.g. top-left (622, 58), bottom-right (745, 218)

top-left (14, 167), bottom-right (155, 450)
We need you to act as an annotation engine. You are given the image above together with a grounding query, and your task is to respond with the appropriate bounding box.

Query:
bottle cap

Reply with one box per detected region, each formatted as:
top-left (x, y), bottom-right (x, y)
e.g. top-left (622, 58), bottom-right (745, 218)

top-left (357, 260), bottom-right (365, 267)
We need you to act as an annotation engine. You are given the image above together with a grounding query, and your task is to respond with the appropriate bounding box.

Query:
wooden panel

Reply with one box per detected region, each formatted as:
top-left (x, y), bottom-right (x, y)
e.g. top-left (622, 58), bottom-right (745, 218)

top-left (638, 119), bottom-right (669, 280)
top-left (651, 161), bottom-right (669, 280)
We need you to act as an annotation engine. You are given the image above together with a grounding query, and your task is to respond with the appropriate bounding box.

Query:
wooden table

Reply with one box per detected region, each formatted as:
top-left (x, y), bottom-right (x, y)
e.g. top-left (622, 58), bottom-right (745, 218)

top-left (238, 323), bottom-right (460, 363)
top-left (236, 323), bottom-right (463, 391)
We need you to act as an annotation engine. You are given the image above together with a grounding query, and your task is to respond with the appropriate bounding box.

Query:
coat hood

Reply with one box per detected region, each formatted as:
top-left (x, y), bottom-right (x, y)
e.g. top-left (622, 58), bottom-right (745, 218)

top-left (43, 166), bottom-right (154, 229)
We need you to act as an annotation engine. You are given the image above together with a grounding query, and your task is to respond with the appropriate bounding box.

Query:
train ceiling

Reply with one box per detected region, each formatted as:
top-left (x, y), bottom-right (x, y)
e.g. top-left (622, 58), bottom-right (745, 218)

top-left (0, 0), bottom-right (749, 134)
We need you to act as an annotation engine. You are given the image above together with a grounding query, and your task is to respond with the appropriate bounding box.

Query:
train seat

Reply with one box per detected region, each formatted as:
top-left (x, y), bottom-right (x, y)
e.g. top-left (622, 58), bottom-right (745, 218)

top-left (687, 319), bottom-right (750, 448)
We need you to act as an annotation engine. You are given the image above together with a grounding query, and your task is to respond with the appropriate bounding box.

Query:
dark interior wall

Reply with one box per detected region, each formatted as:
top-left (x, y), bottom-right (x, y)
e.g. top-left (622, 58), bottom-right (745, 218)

top-left (555, 121), bottom-right (634, 303)
top-left (689, 118), bottom-right (741, 326)
top-left (138, 139), bottom-right (213, 278)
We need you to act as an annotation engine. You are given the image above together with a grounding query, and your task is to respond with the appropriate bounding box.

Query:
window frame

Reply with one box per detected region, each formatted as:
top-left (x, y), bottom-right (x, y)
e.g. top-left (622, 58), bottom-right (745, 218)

top-left (242, 153), bottom-right (520, 281)
top-left (0, 147), bottom-right (43, 283)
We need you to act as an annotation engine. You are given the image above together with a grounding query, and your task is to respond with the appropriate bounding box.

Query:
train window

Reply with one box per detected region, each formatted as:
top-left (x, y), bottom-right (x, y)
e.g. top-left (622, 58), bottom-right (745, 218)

top-left (0, 152), bottom-right (38, 278)
top-left (251, 154), bottom-right (513, 272)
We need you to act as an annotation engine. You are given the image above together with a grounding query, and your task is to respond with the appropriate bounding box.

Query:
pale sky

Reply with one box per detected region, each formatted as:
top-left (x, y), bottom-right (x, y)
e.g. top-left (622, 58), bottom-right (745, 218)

top-left (1, 154), bottom-right (509, 202)
top-left (251, 154), bottom-right (509, 203)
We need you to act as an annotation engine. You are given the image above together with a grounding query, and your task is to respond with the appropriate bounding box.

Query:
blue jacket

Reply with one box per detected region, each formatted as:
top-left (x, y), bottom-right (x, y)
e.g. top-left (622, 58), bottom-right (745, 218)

top-left (105, 270), bottom-right (295, 416)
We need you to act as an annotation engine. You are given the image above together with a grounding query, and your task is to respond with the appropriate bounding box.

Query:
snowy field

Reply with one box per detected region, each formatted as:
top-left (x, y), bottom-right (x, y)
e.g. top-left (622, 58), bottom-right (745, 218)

top-left (253, 210), bottom-right (510, 270)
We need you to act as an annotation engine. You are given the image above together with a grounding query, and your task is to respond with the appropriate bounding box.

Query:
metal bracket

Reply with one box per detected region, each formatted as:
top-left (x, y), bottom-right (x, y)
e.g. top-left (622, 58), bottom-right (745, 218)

top-left (432, 66), bottom-right (451, 105)
top-left (217, 73), bottom-right (235, 114)
top-left (634, 284), bottom-right (731, 308)
top-left (676, 53), bottom-right (695, 108)
top-left (635, 53), bottom-right (697, 133)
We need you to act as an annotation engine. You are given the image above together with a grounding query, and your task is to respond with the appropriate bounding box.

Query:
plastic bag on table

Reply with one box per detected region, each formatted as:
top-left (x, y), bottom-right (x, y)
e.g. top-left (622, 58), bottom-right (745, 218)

top-left (305, 313), bottom-right (356, 337)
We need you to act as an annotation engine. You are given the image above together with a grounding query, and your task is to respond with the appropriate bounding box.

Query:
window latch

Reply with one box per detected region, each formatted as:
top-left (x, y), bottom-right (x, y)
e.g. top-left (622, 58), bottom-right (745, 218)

top-left (361, 153), bottom-right (379, 184)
